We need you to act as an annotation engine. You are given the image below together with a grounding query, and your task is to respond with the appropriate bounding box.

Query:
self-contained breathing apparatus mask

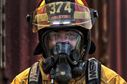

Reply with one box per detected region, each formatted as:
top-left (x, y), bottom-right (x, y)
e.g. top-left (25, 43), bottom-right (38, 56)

top-left (40, 29), bottom-right (88, 83)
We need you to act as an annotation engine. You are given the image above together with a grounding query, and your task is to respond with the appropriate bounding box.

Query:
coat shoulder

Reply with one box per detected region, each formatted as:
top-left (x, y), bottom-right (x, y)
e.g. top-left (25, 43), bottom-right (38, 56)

top-left (101, 65), bottom-right (127, 84)
top-left (11, 68), bottom-right (30, 84)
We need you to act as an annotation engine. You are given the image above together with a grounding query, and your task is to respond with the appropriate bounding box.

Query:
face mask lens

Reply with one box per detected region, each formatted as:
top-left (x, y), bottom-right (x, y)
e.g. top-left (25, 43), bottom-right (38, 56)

top-left (44, 30), bottom-right (82, 50)
top-left (66, 32), bottom-right (79, 40)
top-left (49, 31), bottom-right (79, 41)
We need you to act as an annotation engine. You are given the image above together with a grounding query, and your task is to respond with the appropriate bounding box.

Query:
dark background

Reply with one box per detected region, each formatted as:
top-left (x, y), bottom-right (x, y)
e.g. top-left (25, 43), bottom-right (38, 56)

top-left (1, 0), bottom-right (127, 83)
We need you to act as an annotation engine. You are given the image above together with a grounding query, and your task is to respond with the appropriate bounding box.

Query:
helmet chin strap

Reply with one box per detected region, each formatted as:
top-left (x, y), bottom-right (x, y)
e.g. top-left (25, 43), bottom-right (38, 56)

top-left (43, 42), bottom-right (87, 83)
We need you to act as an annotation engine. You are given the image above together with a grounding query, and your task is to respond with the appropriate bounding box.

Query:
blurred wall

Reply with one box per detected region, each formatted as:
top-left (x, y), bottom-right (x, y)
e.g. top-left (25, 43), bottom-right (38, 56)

top-left (3, 0), bottom-right (127, 83)
top-left (87, 0), bottom-right (127, 81)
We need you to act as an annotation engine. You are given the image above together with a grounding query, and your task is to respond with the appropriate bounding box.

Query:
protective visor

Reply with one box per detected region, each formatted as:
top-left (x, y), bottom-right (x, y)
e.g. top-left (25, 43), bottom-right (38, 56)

top-left (32, 1), bottom-right (93, 32)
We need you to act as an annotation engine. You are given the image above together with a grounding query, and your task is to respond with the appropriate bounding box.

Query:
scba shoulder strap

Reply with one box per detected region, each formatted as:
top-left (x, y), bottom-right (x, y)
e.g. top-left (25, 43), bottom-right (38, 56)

top-left (28, 58), bottom-right (101, 84)
top-left (28, 62), bottom-right (42, 84)
top-left (86, 58), bottom-right (101, 84)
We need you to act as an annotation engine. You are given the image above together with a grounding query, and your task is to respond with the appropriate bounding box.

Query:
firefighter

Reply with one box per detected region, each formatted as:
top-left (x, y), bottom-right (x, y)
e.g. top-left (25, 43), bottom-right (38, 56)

top-left (11, 0), bottom-right (127, 84)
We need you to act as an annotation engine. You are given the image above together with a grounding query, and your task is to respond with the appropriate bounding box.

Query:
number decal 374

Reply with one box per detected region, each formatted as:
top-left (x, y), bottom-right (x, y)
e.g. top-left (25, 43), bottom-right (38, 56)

top-left (48, 2), bottom-right (72, 14)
